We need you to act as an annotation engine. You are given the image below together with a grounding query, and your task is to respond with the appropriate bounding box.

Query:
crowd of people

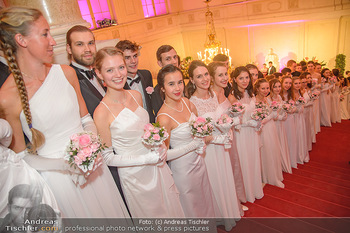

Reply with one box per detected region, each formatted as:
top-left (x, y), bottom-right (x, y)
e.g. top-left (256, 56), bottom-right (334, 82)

top-left (0, 6), bottom-right (349, 233)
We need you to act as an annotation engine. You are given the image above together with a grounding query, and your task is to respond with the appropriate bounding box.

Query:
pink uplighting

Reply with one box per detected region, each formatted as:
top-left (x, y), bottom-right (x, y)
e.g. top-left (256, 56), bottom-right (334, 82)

top-left (142, 0), bottom-right (167, 18)
top-left (78, 0), bottom-right (111, 29)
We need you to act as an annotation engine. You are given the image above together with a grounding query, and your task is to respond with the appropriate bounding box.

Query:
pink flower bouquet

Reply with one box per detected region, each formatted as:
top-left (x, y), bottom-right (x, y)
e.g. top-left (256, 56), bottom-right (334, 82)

top-left (189, 117), bottom-right (214, 138)
top-left (310, 91), bottom-right (320, 100)
top-left (340, 94), bottom-right (345, 101)
top-left (281, 100), bottom-right (295, 113)
top-left (142, 122), bottom-right (169, 147)
top-left (270, 101), bottom-right (280, 111)
top-left (65, 132), bottom-right (106, 174)
top-left (296, 96), bottom-right (306, 105)
top-left (229, 102), bottom-right (245, 117)
top-left (329, 76), bottom-right (337, 84)
top-left (251, 107), bottom-right (269, 121)
top-left (255, 102), bottom-right (268, 110)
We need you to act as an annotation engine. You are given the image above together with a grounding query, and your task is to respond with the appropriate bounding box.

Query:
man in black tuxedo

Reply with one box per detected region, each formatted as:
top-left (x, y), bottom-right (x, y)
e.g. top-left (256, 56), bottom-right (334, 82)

top-left (66, 25), bottom-right (127, 209)
top-left (268, 61), bottom-right (277, 75)
top-left (0, 53), bottom-right (10, 88)
top-left (116, 40), bottom-right (161, 123)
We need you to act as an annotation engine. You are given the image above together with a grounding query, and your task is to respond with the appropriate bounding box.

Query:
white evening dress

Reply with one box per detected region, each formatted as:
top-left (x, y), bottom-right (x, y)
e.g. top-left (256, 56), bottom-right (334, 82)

top-left (267, 96), bottom-right (292, 174)
top-left (190, 94), bottom-right (242, 231)
top-left (282, 95), bottom-right (298, 169)
top-left (0, 120), bottom-right (58, 217)
top-left (320, 83), bottom-right (332, 127)
top-left (259, 105), bottom-right (284, 188)
top-left (160, 99), bottom-right (217, 218)
top-left (19, 65), bottom-right (130, 218)
top-left (303, 90), bottom-right (313, 151)
top-left (234, 91), bottom-right (264, 203)
top-left (331, 85), bottom-right (342, 123)
top-left (340, 87), bottom-right (350, 119)
top-left (100, 93), bottom-right (185, 218)
top-left (294, 98), bottom-right (310, 164)
top-left (312, 85), bottom-right (321, 134)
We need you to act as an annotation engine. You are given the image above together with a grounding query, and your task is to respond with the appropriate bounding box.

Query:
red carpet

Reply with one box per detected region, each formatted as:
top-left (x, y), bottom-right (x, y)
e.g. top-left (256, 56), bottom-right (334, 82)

top-left (217, 120), bottom-right (350, 233)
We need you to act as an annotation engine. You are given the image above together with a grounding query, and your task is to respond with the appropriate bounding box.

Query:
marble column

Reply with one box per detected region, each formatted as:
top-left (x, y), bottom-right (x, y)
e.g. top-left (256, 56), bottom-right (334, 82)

top-left (6, 0), bottom-right (90, 64)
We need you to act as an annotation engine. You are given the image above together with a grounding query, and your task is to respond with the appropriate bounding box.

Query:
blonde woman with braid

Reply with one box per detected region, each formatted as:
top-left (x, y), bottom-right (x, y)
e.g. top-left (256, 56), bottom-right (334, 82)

top-left (0, 7), bottom-right (129, 218)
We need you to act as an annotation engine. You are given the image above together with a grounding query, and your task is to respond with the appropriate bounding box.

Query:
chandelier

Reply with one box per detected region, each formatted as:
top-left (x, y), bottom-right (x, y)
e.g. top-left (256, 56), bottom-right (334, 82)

top-left (197, 0), bottom-right (232, 65)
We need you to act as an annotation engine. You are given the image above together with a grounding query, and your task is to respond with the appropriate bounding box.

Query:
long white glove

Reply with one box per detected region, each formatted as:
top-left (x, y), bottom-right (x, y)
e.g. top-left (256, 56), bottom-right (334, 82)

top-left (18, 150), bottom-right (81, 174)
top-left (81, 114), bottom-right (97, 135)
top-left (277, 111), bottom-right (287, 121)
top-left (102, 146), bottom-right (163, 167)
top-left (211, 134), bottom-right (230, 145)
top-left (167, 138), bottom-right (204, 161)
top-left (0, 119), bottom-right (12, 148)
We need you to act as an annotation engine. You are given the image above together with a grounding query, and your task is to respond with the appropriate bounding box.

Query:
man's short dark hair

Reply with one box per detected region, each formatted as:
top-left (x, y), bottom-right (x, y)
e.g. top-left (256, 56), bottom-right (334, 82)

top-left (8, 184), bottom-right (41, 205)
top-left (281, 67), bottom-right (291, 75)
top-left (213, 54), bottom-right (229, 62)
top-left (156, 45), bottom-right (175, 61)
top-left (287, 60), bottom-right (296, 67)
top-left (115, 40), bottom-right (140, 52)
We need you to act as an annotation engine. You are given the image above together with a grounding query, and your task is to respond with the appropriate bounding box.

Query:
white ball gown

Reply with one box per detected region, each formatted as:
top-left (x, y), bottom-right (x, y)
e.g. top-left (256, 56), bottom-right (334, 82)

top-left (0, 120), bottom-right (58, 218)
top-left (159, 99), bottom-right (217, 218)
top-left (233, 91), bottom-right (264, 203)
top-left (19, 65), bottom-right (130, 218)
top-left (282, 95), bottom-right (298, 169)
top-left (319, 83), bottom-right (332, 127)
top-left (302, 90), bottom-right (313, 151)
top-left (294, 98), bottom-right (310, 164)
top-left (259, 106), bottom-right (284, 188)
top-left (330, 85), bottom-right (341, 123)
top-left (340, 87), bottom-right (350, 119)
top-left (99, 92), bottom-right (184, 218)
top-left (190, 94), bottom-right (242, 231)
top-left (267, 96), bottom-right (292, 174)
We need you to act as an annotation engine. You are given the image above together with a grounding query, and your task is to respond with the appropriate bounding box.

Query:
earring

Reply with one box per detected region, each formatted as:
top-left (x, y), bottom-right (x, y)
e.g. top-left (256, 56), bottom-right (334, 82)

top-left (193, 83), bottom-right (196, 89)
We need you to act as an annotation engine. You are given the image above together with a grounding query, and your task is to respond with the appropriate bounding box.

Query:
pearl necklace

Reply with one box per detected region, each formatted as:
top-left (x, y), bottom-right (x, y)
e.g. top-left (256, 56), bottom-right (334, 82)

top-left (164, 100), bottom-right (183, 113)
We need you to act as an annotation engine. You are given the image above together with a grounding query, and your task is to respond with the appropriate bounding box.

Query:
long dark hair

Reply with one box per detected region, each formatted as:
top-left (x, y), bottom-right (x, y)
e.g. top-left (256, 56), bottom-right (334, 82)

top-left (230, 66), bottom-right (253, 100)
top-left (185, 60), bottom-right (209, 98)
top-left (157, 64), bottom-right (184, 100)
top-left (280, 75), bottom-right (293, 101)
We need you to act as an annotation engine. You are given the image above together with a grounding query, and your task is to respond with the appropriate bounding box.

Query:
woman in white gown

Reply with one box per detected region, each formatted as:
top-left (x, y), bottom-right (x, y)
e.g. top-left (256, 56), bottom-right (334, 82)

top-left (228, 66), bottom-right (264, 203)
top-left (188, 61), bottom-right (242, 231)
top-left (331, 69), bottom-right (342, 123)
top-left (0, 7), bottom-right (130, 219)
top-left (319, 69), bottom-right (333, 127)
top-left (254, 79), bottom-right (284, 188)
top-left (291, 77), bottom-right (310, 164)
top-left (300, 73), bottom-right (313, 151)
top-left (157, 64), bottom-right (217, 218)
top-left (267, 78), bottom-right (292, 174)
top-left (93, 48), bottom-right (184, 218)
top-left (209, 62), bottom-right (247, 205)
top-left (280, 76), bottom-right (298, 169)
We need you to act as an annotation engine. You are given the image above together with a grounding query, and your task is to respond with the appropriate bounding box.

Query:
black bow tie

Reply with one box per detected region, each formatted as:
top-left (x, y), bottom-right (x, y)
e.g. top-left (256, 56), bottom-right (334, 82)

top-left (84, 69), bottom-right (96, 80)
top-left (128, 76), bottom-right (141, 86)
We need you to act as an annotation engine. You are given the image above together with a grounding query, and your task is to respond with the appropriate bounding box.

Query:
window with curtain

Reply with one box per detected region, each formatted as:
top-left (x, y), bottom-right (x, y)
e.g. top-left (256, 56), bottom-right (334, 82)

top-left (78, 0), bottom-right (113, 29)
top-left (141, 0), bottom-right (167, 18)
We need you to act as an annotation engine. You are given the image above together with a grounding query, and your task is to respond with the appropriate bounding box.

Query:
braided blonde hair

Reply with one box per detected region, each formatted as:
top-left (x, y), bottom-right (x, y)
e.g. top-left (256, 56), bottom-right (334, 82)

top-left (0, 7), bottom-right (45, 152)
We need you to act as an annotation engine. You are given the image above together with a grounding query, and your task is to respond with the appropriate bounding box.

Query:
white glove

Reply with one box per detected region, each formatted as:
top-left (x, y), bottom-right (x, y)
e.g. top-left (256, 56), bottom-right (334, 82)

top-left (81, 114), bottom-right (97, 135)
top-left (102, 146), bottom-right (162, 167)
top-left (211, 134), bottom-right (231, 145)
top-left (195, 138), bottom-right (206, 155)
top-left (19, 150), bottom-right (82, 174)
top-left (167, 138), bottom-right (203, 161)
top-left (0, 119), bottom-right (12, 148)
top-left (232, 116), bottom-right (241, 126)
top-left (277, 111), bottom-right (287, 121)
top-left (243, 120), bottom-right (262, 131)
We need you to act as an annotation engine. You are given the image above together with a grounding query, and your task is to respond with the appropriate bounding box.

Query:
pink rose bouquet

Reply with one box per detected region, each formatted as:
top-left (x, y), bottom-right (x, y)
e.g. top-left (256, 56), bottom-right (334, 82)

top-left (251, 107), bottom-right (269, 121)
top-left (340, 94), bottom-right (345, 101)
top-left (189, 117), bottom-right (214, 137)
top-left (310, 91), bottom-right (320, 100)
top-left (296, 96), bottom-right (306, 105)
top-left (65, 132), bottom-right (106, 174)
top-left (281, 100), bottom-right (295, 113)
top-left (329, 76), bottom-right (337, 84)
top-left (270, 101), bottom-right (280, 111)
top-left (255, 102), bottom-right (268, 110)
top-left (142, 122), bottom-right (169, 147)
top-left (229, 102), bottom-right (245, 117)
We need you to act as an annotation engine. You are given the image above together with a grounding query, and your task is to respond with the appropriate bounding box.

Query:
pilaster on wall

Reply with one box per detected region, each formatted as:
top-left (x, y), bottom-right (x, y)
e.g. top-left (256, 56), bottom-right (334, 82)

top-left (93, 0), bottom-right (350, 75)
